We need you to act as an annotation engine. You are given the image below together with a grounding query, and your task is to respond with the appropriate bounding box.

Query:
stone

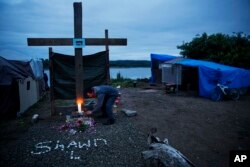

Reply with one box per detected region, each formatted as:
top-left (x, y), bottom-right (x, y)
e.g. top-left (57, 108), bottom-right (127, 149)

top-left (121, 109), bottom-right (137, 117)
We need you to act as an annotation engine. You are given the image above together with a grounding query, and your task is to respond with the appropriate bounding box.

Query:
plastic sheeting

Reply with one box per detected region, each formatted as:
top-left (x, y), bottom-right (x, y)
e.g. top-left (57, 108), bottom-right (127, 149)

top-left (29, 59), bottom-right (43, 79)
top-left (176, 59), bottom-right (250, 98)
top-left (51, 51), bottom-right (108, 99)
top-left (150, 53), bottom-right (177, 83)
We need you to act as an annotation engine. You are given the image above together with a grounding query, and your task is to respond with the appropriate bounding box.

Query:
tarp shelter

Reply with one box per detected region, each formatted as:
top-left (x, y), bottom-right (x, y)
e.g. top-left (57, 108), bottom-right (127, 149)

top-left (150, 53), bottom-right (176, 83)
top-left (50, 50), bottom-right (108, 100)
top-left (0, 56), bottom-right (44, 118)
top-left (161, 58), bottom-right (199, 91)
top-left (161, 58), bottom-right (184, 85)
top-left (175, 59), bottom-right (250, 98)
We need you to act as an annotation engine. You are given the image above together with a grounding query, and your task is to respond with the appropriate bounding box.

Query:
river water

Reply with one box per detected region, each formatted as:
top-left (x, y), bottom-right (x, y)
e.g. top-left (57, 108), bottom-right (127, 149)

top-left (44, 67), bottom-right (151, 85)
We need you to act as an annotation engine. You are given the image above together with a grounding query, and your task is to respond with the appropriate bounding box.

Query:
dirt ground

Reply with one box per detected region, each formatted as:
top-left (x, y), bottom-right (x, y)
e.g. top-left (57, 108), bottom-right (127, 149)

top-left (120, 87), bottom-right (250, 167)
top-left (1, 86), bottom-right (250, 166)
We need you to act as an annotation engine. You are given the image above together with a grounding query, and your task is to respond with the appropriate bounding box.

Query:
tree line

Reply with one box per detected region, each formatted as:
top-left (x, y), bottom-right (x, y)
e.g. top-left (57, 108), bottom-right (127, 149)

top-left (177, 32), bottom-right (250, 69)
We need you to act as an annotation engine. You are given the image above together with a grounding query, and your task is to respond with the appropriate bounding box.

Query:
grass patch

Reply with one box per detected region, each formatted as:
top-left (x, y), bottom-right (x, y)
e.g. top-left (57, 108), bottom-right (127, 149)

top-left (110, 72), bottom-right (149, 88)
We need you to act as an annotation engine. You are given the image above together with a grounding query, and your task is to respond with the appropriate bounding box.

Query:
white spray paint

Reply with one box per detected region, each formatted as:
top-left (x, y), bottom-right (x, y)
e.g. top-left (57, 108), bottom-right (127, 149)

top-left (54, 140), bottom-right (65, 151)
top-left (78, 140), bottom-right (91, 150)
top-left (30, 141), bottom-right (52, 155)
top-left (31, 139), bottom-right (108, 160)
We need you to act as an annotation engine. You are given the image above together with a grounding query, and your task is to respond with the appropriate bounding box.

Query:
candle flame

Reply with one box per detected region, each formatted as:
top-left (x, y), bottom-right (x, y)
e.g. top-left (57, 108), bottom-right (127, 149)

top-left (76, 98), bottom-right (85, 105)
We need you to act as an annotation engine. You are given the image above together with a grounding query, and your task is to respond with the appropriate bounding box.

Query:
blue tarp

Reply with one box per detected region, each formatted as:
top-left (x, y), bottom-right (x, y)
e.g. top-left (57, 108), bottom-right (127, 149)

top-left (150, 53), bottom-right (176, 83)
top-left (151, 53), bottom-right (177, 61)
top-left (176, 59), bottom-right (250, 98)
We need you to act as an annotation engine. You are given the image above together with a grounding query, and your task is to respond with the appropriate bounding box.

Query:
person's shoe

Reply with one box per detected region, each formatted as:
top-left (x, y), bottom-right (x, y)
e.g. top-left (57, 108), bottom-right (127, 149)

top-left (102, 119), bottom-right (115, 125)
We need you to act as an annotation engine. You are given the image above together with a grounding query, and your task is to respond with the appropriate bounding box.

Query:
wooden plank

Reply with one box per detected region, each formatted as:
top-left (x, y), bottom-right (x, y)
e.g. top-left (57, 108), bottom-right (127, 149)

top-left (74, 2), bottom-right (82, 38)
top-left (49, 47), bottom-right (56, 116)
top-left (27, 38), bottom-right (127, 46)
top-left (105, 29), bottom-right (109, 51)
top-left (85, 38), bottom-right (127, 46)
top-left (74, 2), bottom-right (84, 103)
top-left (75, 48), bottom-right (83, 102)
top-left (27, 38), bottom-right (72, 46)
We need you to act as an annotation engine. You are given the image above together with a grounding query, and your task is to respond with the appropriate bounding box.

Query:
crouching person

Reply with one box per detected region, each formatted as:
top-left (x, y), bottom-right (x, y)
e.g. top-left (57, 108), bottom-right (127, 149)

top-left (85, 85), bottom-right (118, 125)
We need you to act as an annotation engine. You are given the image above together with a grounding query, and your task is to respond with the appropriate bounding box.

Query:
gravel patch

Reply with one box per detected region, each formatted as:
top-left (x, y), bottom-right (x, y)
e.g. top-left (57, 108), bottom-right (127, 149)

top-left (2, 88), bottom-right (250, 167)
top-left (0, 113), bottom-right (148, 167)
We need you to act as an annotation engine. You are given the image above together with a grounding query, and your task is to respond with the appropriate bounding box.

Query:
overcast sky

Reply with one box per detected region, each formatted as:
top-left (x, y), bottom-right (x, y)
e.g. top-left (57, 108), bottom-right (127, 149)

top-left (0, 0), bottom-right (249, 60)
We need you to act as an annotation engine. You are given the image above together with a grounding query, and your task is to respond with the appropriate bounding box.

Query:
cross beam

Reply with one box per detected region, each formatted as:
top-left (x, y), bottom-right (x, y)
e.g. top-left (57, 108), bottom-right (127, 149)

top-left (27, 38), bottom-right (127, 46)
top-left (27, 2), bottom-right (127, 115)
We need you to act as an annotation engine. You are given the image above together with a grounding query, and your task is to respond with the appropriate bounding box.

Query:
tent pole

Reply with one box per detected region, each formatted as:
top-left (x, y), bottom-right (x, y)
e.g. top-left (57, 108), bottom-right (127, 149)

top-left (49, 47), bottom-right (56, 116)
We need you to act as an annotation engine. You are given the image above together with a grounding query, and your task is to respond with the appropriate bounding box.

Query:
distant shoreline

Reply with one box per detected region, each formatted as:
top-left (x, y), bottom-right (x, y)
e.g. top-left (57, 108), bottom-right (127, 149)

top-left (43, 60), bottom-right (151, 69)
top-left (109, 60), bottom-right (151, 68)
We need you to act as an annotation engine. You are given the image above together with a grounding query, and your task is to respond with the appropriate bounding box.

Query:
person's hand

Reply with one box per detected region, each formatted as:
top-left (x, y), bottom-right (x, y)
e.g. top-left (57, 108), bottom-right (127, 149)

top-left (84, 110), bottom-right (92, 116)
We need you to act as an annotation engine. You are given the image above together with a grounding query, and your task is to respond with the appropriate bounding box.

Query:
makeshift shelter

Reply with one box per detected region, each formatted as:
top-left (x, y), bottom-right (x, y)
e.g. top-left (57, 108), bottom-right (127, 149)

top-left (0, 56), bottom-right (44, 118)
top-left (161, 57), bottom-right (250, 98)
top-left (150, 53), bottom-right (176, 83)
top-left (161, 58), bottom-right (199, 91)
top-left (161, 58), bottom-right (184, 85)
top-left (176, 59), bottom-right (250, 98)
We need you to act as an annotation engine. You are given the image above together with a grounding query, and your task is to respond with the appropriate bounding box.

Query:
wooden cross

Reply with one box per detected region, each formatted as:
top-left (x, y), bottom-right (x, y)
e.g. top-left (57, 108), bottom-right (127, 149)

top-left (27, 2), bottom-right (127, 110)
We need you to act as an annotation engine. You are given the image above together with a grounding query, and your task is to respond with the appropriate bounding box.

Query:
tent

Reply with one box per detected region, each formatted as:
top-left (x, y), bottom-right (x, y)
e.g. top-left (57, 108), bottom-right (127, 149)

top-left (150, 53), bottom-right (176, 83)
top-left (0, 56), bottom-right (44, 118)
top-left (161, 57), bottom-right (250, 98)
top-left (175, 59), bottom-right (250, 98)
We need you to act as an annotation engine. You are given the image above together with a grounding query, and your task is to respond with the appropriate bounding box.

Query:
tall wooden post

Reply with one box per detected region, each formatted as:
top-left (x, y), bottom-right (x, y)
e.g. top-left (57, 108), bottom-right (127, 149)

top-left (105, 29), bottom-right (110, 82)
top-left (49, 47), bottom-right (55, 115)
top-left (74, 3), bottom-right (84, 104)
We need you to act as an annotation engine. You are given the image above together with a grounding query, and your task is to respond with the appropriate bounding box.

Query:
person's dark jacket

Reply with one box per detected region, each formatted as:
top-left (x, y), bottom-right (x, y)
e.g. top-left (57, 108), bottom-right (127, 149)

top-left (92, 85), bottom-right (118, 114)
